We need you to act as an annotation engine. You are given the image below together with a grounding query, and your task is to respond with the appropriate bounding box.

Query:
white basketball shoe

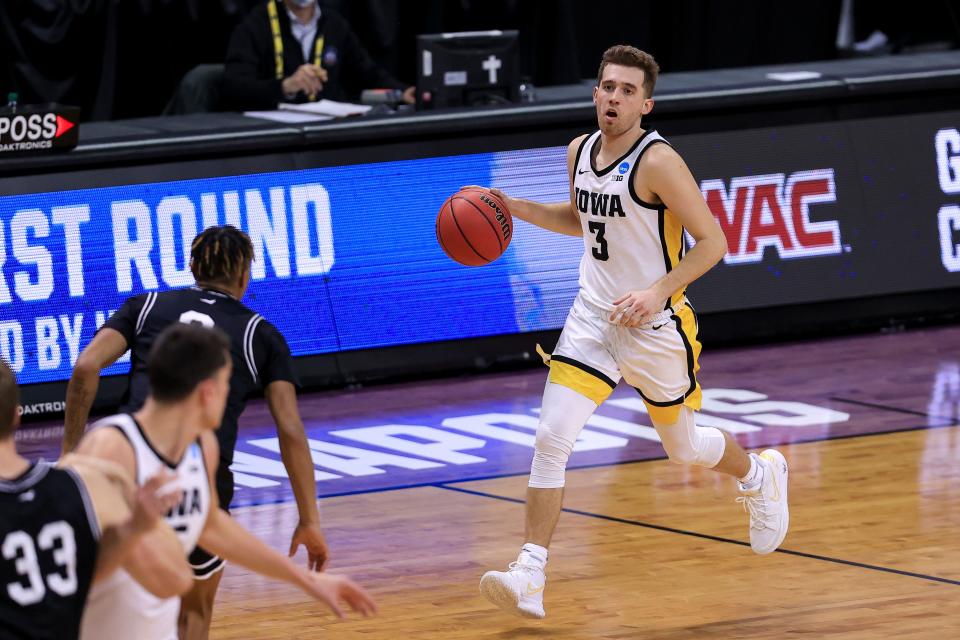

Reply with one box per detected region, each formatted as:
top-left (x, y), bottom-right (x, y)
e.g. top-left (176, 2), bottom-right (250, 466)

top-left (479, 551), bottom-right (546, 619)
top-left (737, 449), bottom-right (790, 554)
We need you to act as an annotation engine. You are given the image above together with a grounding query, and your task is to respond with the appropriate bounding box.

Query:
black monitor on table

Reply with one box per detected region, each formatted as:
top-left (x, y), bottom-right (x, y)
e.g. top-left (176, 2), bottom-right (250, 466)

top-left (416, 30), bottom-right (520, 109)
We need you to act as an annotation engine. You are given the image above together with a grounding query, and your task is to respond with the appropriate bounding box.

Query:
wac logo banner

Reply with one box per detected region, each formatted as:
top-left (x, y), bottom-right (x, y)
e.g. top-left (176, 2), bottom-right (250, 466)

top-left (700, 169), bottom-right (843, 264)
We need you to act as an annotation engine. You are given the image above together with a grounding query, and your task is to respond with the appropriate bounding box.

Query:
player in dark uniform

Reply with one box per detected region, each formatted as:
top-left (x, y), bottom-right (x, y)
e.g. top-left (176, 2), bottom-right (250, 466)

top-left (61, 225), bottom-right (327, 640)
top-left (1, 359), bottom-right (184, 640)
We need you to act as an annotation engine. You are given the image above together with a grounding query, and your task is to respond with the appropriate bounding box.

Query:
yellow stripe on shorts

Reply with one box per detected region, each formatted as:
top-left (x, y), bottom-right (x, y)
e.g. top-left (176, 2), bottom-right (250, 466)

top-left (548, 355), bottom-right (616, 406)
top-left (675, 303), bottom-right (702, 413)
top-left (638, 302), bottom-right (702, 424)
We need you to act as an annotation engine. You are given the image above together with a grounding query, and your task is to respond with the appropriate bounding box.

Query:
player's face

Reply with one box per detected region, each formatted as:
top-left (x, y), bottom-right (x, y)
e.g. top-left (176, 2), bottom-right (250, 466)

top-left (594, 64), bottom-right (653, 136)
top-left (199, 359), bottom-right (232, 430)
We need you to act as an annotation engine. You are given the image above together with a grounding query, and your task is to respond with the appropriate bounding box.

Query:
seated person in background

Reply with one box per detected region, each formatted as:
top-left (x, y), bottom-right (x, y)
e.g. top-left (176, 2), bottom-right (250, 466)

top-left (223, 0), bottom-right (414, 110)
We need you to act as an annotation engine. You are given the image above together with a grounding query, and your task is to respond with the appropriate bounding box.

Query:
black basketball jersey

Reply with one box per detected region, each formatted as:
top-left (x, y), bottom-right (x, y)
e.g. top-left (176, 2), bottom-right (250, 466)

top-left (102, 286), bottom-right (299, 505)
top-left (0, 462), bottom-right (99, 640)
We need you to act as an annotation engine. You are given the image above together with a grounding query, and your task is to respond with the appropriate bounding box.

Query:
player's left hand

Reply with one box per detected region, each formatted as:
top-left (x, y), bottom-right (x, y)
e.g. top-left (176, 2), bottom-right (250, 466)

top-left (290, 521), bottom-right (329, 571)
top-left (611, 288), bottom-right (667, 327)
top-left (132, 470), bottom-right (183, 533)
top-left (299, 572), bottom-right (377, 619)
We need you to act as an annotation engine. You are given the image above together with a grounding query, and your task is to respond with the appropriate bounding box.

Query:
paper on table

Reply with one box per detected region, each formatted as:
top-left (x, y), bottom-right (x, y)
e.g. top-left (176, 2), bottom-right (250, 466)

top-left (765, 71), bottom-right (823, 82)
top-left (278, 99), bottom-right (372, 117)
top-left (244, 110), bottom-right (332, 123)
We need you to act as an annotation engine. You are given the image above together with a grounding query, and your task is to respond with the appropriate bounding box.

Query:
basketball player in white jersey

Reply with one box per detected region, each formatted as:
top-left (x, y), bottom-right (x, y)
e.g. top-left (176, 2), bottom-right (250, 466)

top-left (475, 45), bottom-right (790, 619)
top-left (1, 357), bottom-right (187, 640)
top-left (75, 324), bottom-right (376, 640)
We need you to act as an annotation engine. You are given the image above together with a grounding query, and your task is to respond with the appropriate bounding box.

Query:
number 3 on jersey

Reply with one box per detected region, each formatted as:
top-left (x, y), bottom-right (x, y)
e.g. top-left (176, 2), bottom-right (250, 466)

top-left (179, 310), bottom-right (215, 328)
top-left (588, 221), bottom-right (609, 261)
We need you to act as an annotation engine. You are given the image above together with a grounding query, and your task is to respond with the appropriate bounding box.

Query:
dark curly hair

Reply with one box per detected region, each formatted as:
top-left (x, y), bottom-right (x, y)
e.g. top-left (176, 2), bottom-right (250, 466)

top-left (190, 225), bottom-right (254, 286)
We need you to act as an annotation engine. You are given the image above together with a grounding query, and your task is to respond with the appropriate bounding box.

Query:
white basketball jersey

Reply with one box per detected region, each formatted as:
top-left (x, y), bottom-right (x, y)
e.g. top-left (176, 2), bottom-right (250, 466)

top-left (80, 414), bottom-right (211, 640)
top-left (572, 128), bottom-right (687, 312)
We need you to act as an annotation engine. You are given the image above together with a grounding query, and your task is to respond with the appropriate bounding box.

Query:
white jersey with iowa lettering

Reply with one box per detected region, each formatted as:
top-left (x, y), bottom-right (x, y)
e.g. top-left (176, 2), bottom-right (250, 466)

top-left (552, 128), bottom-right (703, 423)
top-left (572, 128), bottom-right (686, 312)
top-left (80, 414), bottom-right (211, 640)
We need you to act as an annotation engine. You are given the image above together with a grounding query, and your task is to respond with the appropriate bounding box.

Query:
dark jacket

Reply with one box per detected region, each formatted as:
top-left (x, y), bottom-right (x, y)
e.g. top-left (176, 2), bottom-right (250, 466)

top-left (222, 1), bottom-right (405, 110)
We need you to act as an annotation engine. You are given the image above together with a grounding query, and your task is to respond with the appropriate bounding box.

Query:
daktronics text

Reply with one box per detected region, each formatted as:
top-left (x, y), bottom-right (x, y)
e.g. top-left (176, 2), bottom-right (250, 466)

top-left (0, 110), bottom-right (77, 153)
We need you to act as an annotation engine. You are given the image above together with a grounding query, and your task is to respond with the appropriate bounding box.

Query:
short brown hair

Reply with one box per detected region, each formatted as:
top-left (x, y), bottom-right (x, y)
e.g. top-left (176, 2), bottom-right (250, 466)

top-left (190, 225), bottom-right (254, 287)
top-left (148, 324), bottom-right (231, 403)
top-left (0, 359), bottom-right (19, 440)
top-left (597, 45), bottom-right (659, 98)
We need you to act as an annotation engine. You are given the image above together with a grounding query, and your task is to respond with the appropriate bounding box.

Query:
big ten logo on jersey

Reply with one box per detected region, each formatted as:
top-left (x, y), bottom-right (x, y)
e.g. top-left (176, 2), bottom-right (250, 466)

top-left (935, 127), bottom-right (960, 272)
top-left (700, 169), bottom-right (843, 264)
top-left (610, 161), bottom-right (629, 182)
top-left (574, 188), bottom-right (626, 218)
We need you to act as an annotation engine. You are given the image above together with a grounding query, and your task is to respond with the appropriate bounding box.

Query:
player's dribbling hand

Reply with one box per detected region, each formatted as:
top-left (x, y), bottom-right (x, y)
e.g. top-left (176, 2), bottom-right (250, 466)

top-left (460, 185), bottom-right (515, 210)
top-left (611, 288), bottom-right (667, 327)
top-left (300, 572), bottom-right (378, 619)
top-left (289, 521), bottom-right (329, 571)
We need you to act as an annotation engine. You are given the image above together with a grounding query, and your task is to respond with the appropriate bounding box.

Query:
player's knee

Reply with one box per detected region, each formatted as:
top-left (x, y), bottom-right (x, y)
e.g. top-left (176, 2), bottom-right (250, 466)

top-left (529, 423), bottom-right (576, 489)
top-left (655, 409), bottom-right (725, 468)
top-left (661, 437), bottom-right (700, 466)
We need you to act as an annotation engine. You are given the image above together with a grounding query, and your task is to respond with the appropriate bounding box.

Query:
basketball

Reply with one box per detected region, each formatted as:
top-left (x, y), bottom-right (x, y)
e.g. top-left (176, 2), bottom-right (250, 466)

top-left (436, 188), bottom-right (513, 266)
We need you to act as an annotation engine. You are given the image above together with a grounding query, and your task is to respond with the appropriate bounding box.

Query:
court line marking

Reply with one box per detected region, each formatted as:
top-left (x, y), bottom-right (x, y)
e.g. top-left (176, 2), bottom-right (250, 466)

top-left (228, 421), bottom-right (959, 509)
top-left (830, 396), bottom-right (954, 421)
top-left (435, 484), bottom-right (960, 588)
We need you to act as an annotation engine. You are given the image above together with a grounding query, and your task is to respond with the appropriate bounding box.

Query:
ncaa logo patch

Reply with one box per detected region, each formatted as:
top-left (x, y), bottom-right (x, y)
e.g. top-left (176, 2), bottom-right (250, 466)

top-left (618, 162), bottom-right (630, 175)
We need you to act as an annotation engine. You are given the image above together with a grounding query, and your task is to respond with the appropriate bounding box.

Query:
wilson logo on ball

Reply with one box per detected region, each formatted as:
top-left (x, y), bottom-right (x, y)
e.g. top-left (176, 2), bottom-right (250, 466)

top-left (436, 189), bottom-right (513, 266)
top-left (479, 194), bottom-right (512, 240)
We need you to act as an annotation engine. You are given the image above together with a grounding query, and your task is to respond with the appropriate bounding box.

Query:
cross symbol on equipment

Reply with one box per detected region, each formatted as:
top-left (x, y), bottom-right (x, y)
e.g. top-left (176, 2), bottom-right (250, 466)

top-left (482, 55), bottom-right (502, 84)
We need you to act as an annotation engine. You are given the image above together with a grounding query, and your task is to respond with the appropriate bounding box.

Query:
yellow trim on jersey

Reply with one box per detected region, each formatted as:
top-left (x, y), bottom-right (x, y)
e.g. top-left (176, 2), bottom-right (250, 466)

top-left (663, 208), bottom-right (687, 307)
top-left (549, 359), bottom-right (614, 406)
top-left (640, 303), bottom-right (702, 423)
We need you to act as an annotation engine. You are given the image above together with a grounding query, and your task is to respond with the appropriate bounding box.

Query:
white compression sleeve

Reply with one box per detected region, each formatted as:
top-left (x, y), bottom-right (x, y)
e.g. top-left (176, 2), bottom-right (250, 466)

top-left (528, 382), bottom-right (598, 488)
top-left (652, 405), bottom-right (725, 468)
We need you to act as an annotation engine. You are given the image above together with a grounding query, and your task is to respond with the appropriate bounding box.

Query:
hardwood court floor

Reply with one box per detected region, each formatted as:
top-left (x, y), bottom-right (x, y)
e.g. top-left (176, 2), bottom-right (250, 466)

top-left (212, 422), bottom-right (960, 638)
top-left (19, 325), bottom-right (957, 639)
top-left (204, 327), bottom-right (960, 638)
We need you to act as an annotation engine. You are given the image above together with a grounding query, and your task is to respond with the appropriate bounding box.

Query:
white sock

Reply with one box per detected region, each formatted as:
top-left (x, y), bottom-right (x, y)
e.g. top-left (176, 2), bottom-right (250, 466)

top-left (519, 543), bottom-right (548, 570)
top-left (739, 454), bottom-right (763, 487)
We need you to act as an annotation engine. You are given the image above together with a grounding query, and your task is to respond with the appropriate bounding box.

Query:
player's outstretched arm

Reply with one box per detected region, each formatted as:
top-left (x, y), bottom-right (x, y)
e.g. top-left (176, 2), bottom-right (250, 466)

top-left (199, 509), bottom-right (376, 618)
top-left (463, 135), bottom-right (586, 238)
top-left (73, 430), bottom-right (194, 597)
top-left (62, 328), bottom-right (128, 454)
top-left (196, 433), bottom-right (375, 619)
top-left (62, 455), bottom-right (184, 587)
top-left (266, 380), bottom-right (328, 571)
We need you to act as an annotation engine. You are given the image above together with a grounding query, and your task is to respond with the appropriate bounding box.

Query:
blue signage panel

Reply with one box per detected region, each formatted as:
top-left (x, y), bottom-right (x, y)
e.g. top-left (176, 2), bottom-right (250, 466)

top-left (0, 147), bottom-right (577, 385)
